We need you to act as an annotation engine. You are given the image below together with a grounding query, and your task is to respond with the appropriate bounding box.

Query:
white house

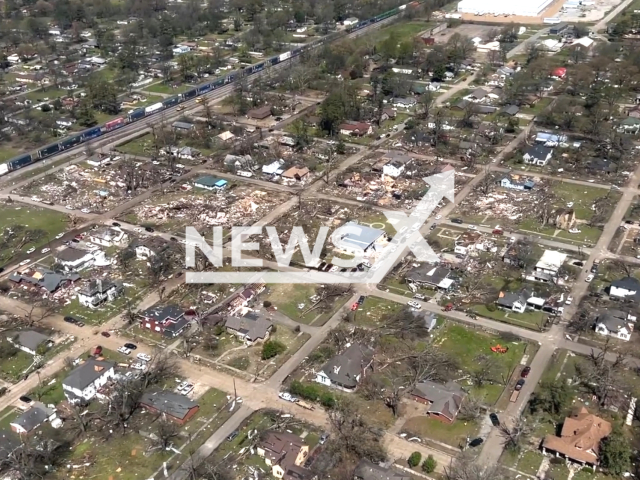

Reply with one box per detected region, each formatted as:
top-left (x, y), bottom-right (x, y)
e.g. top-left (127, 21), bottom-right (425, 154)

top-left (134, 236), bottom-right (170, 260)
top-left (393, 97), bottom-right (417, 108)
top-left (7, 330), bottom-right (51, 356)
top-left (523, 145), bottom-right (553, 166)
top-left (63, 359), bottom-right (116, 402)
top-left (500, 175), bottom-right (535, 191)
top-left (10, 402), bottom-right (58, 434)
top-left (56, 118), bottom-right (75, 128)
top-left (89, 227), bottom-right (128, 247)
top-left (54, 247), bottom-right (96, 271)
top-left (595, 310), bottom-right (635, 341)
top-left (315, 344), bottom-right (373, 391)
top-left (7, 54), bottom-right (20, 64)
top-left (77, 279), bottom-right (123, 309)
top-left (262, 160), bottom-right (285, 176)
top-left (496, 291), bottom-right (528, 313)
top-left (609, 277), bottom-right (640, 300)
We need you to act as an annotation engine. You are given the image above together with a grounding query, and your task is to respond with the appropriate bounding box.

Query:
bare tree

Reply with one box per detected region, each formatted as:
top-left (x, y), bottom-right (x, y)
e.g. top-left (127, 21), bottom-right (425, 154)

top-left (1, 437), bottom-right (68, 480)
top-left (575, 341), bottom-right (626, 407)
top-left (19, 298), bottom-right (59, 327)
top-left (498, 415), bottom-right (536, 452)
top-left (149, 420), bottom-right (181, 452)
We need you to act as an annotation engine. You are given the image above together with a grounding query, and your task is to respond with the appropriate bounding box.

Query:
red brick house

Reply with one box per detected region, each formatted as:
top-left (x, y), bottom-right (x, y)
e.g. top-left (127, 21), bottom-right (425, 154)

top-left (339, 121), bottom-right (373, 137)
top-left (410, 380), bottom-right (465, 424)
top-left (139, 305), bottom-right (189, 338)
top-left (140, 390), bottom-right (199, 424)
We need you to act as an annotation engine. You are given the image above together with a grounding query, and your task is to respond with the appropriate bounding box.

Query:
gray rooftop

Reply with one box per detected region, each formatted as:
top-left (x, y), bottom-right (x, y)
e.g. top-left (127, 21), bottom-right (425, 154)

top-left (140, 390), bottom-right (198, 420)
top-left (55, 247), bottom-right (92, 263)
top-left (7, 330), bottom-right (50, 352)
top-left (224, 315), bottom-right (272, 341)
top-left (354, 460), bottom-right (410, 480)
top-left (337, 222), bottom-right (386, 251)
top-left (63, 359), bottom-right (115, 391)
top-left (140, 304), bottom-right (184, 323)
top-left (320, 343), bottom-right (373, 389)
top-left (9, 268), bottom-right (80, 293)
top-left (11, 402), bottom-right (54, 432)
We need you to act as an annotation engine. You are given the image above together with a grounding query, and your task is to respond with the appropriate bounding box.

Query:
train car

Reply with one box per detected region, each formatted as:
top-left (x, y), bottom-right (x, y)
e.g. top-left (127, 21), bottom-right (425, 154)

top-left (7, 153), bottom-right (33, 171)
top-left (82, 126), bottom-right (102, 141)
top-left (129, 108), bottom-right (146, 121)
top-left (182, 89), bottom-right (197, 100)
top-left (212, 78), bottom-right (225, 89)
top-left (60, 134), bottom-right (83, 150)
top-left (226, 73), bottom-right (236, 83)
top-left (145, 102), bottom-right (163, 115)
top-left (103, 117), bottom-right (125, 132)
top-left (38, 143), bottom-right (61, 158)
top-left (269, 55), bottom-right (280, 67)
top-left (0, 163), bottom-right (9, 176)
top-left (163, 96), bottom-right (180, 108)
top-left (197, 84), bottom-right (213, 95)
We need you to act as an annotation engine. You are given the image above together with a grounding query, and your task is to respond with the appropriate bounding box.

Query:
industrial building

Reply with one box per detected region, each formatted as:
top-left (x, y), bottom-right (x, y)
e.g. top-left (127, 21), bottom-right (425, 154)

top-left (457, 0), bottom-right (553, 17)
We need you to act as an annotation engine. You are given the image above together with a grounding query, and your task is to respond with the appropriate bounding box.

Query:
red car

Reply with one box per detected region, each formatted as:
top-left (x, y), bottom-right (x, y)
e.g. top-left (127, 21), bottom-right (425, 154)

top-left (521, 366), bottom-right (531, 378)
top-left (101, 331), bottom-right (111, 338)
top-left (351, 302), bottom-right (359, 311)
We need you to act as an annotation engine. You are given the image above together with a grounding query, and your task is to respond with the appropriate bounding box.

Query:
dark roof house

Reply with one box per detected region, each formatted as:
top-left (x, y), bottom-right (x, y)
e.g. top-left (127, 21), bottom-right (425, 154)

top-left (10, 402), bottom-right (55, 434)
top-left (411, 380), bottom-right (465, 423)
top-left (315, 343), bottom-right (373, 390)
top-left (353, 460), bottom-right (411, 480)
top-left (140, 390), bottom-right (199, 424)
top-left (224, 314), bottom-right (273, 343)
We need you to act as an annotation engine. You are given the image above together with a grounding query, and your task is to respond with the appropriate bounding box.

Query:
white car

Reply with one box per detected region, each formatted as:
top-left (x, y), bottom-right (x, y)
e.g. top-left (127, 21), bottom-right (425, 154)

top-left (131, 362), bottom-right (146, 370)
top-left (279, 392), bottom-right (297, 402)
top-left (407, 300), bottom-right (421, 309)
top-left (180, 383), bottom-right (194, 395)
top-left (568, 228), bottom-right (581, 234)
top-left (55, 233), bottom-right (64, 239)
top-left (41, 247), bottom-right (50, 254)
top-left (134, 227), bottom-right (142, 232)
top-left (565, 296), bottom-right (573, 305)
top-left (435, 215), bottom-right (442, 220)
top-left (26, 247), bottom-right (35, 254)
top-left (585, 274), bottom-right (594, 282)
top-left (136, 353), bottom-right (151, 362)
top-left (468, 225), bottom-right (478, 230)
top-left (65, 205), bottom-right (74, 210)
top-left (80, 208), bottom-right (90, 214)
top-left (566, 202), bottom-right (574, 208)
top-left (117, 347), bottom-right (131, 355)
top-left (19, 259), bottom-right (31, 266)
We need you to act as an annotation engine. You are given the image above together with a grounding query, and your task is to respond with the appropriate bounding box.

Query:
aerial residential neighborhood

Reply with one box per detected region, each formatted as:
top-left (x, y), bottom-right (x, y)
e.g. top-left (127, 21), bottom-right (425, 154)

top-left (1, 0), bottom-right (640, 479)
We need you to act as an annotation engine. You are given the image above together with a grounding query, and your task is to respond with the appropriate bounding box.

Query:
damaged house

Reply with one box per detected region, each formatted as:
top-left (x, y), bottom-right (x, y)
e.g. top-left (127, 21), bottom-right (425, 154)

top-left (406, 264), bottom-right (455, 291)
top-left (139, 305), bottom-right (189, 338)
top-left (315, 343), bottom-right (373, 391)
top-left (77, 279), bottom-right (124, 309)
top-left (595, 310), bottom-right (635, 341)
top-left (9, 267), bottom-right (80, 296)
top-left (523, 145), bottom-right (553, 166)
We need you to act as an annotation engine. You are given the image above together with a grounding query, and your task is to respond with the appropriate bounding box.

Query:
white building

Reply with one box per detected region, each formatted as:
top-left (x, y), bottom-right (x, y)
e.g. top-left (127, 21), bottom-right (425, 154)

top-left (609, 277), bottom-right (640, 300)
top-left (54, 247), bottom-right (97, 271)
top-left (7, 330), bottom-right (51, 356)
top-left (77, 279), bottom-right (123, 308)
top-left (89, 227), bottom-right (128, 247)
top-left (343, 17), bottom-right (359, 26)
top-left (595, 310), bottom-right (635, 342)
top-left (457, 0), bottom-right (553, 16)
top-left (63, 359), bottom-right (116, 402)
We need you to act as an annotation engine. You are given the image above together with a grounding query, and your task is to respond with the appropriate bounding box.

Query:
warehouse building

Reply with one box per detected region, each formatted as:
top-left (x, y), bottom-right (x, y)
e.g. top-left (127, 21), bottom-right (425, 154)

top-left (457, 0), bottom-right (553, 17)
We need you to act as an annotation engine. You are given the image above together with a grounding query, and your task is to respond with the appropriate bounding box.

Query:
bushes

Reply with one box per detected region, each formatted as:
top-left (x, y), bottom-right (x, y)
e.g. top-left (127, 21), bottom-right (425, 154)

top-left (289, 380), bottom-right (336, 408)
top-left (262, 340), bottom-right (286, 360)
top-left (422, 455), bottom-right (437, 473)
top-left (485, 303), bottom-right (497, 312)
top-left (408, 452), bottom-right (421, 468)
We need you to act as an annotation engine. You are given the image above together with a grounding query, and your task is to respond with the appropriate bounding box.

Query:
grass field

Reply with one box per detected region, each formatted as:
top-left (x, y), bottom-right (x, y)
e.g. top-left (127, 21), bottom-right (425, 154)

top-left (0, 202), bottom-right (69, 264)
top-left (402, 416), bottom-right (478, 448)
top-left (352, 297), bottom-right (404, 327)
top-left (262, 284), bottom-right (348, 325)
top-left (472, 304), bottom-right (546, 330)
top-left (0, 146), bottom-right (21, 162)
top-left (0, 341), bottom-right (33, 382)
top-left (434, 323), bottom-right (529, 404)
top-left (144, 82), bottom-right (191, 95)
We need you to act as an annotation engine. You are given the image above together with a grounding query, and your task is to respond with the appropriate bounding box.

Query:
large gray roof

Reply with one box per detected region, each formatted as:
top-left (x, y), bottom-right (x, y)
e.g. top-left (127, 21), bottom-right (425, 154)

top-left (320, 343), bottom-right (373, 389)
top-left (337, 222), bottom-right (386, 251)
top-left (354, 460), bottom-right (410, 480)
top-left (7, 330), bottom-right (50, 352)
top-left (140, 390), bottom-right (198, 419)
top-left (11, 402), bottom-right (54, 432)
top-left (224, 315), bottom-right (272, 341)
top-left (63, 359), bottom-right (115, 391)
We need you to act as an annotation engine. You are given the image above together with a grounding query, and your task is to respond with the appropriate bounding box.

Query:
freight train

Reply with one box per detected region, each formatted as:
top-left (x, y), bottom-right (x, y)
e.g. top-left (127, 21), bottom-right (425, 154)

top-left (0, 1), bottom-right (421, 177)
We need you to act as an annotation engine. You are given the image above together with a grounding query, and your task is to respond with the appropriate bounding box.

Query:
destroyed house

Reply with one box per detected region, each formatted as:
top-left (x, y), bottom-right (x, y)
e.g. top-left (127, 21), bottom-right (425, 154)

top-left (9, 268), bottom-right (79, 294)
top-left (224, 313), bottom-right (273, 344)
top-left (77, 279), bottom-right (123, 309)
top-left (140, 305), bottom-right (189, 338)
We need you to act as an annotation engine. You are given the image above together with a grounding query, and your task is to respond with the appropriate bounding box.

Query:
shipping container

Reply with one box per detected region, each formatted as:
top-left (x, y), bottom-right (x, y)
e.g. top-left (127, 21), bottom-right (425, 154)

top-left (8, 154), bottom-right (33, 170)
top-left (279, 51), bottom-right (292, 62)
top-left (182, 89), bottom-right (197, 100)
top-left (104, 117), bottom-right (125, 132)
top-left (60, 134), bottom-right (82, 150)
top-left (129, 108), bottom-right (146, 121)
top-left (82, 126), bottom-right (102, 140)
top-left (38, 143), bottom-right (61, 158)
top-left (197, 84), bottom-right (212, 94)
top-left (145, 102), bottom-right (163, 115)
top-left (163, 96), bottom-right (180, 107)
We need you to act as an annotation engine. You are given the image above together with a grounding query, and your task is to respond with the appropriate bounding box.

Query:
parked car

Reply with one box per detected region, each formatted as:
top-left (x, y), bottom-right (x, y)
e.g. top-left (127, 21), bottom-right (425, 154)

top-left (585, 274), bottom-right (594, 282)
top-left (112, 222), bottom-right (121, 227)
top-left (451, 218), bottom-right (463, 224)
top-left (19, 396), bottom-right (32, 403)
top-left (515, 379), bottom-right (525, 391)
top-left (407, 300), bottom-right (421, 309)
top-left (227, 431), bottom-right (239, 442)
top-left (278, 392), bottom-right (297, 402)
top-left (145, 227), bottom-right (154, 232)
top-left (565, 296), bottom-right (573, 305)
top-left (41, 247), bottom-right (50, 254)
top-left (123, 343), bottom-right (137, 350)
top-left (413, 293), bottom-right (425, 300)
top-left (26, 247), bottom-right (35, 254)
top-left (101, 331), bottom-right (111, 338)
top-left (489, 413), bottom-right (500, 426)
top-left (137, 353), bottom-right (151, 362)
top-left (64, 316), bottom-right (76, 324)
top-left (319, 433), bottom-right (329, 445)
top-left (350, 302), bottom-right (359, 311)
top-left (117, 347), bottom-right (131, 355)
top-left (357, 295), bottom-right (366, 304)
top-left (19, 259), bottom-right (31, 266)
top-left (521, 366), bottom-right (531, 378)
top-left (468, 438), bottom-right (484, 448)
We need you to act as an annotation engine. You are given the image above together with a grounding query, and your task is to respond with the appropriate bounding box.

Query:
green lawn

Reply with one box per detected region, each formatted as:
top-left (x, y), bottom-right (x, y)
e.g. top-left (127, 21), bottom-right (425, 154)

top-left (144, 82), bottom-right (191, 95)
top-left (546, 462), bottom-right (570, 480)
top-left (0, 342), bottom-right (35, 382)
top-left (352, 296), bottom-right (404, 327)
top-left (262, 284), bottom-right (347, 325)
top-left (515, 451), bottom-right (543, 476)
top-left (402, 416), bottom-right (478, 448)
top-left (434, 323), bottom-right (530, 405)
top-left (61, 284), bottom-right (148, 326)
top-left (0, 146), bottom-right (21, 162)
top-left (116, 133), bottom-right (155, 156)
top-left (0, 406), bottom-right (19, 430)
top-left (524, 97), bottom-right (552, 115)
top-left (0, 202), bottom-right (69, 264)
top-left (551, 182), bottom-right (620, 220)
top-left (25, 87), bottom-right (73, 101)
top-left (471, 304), bottom-right (547, 331)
